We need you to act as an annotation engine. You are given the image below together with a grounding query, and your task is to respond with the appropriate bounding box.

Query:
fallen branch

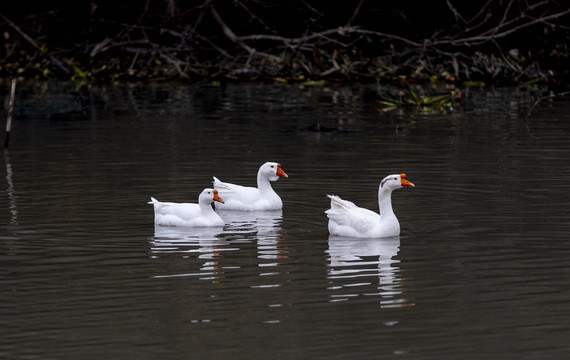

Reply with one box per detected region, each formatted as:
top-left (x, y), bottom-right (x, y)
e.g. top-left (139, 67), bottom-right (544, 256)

top-left (528, 90), bottom-right (570, 115)
top-left (0, 1), bottom-right (568, 83)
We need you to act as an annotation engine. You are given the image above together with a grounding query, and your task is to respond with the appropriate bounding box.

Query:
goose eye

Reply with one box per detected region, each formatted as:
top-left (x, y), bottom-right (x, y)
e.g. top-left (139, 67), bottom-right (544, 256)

top-left (394, 177), bottom-right (397, 180)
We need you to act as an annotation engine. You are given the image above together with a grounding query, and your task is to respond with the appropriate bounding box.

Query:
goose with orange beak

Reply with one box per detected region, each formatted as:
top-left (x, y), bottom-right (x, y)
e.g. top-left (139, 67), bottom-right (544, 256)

top-left (213, 162), bottom-right (288, 211)
top-left (148, 188), bottom-right (225, 227)
top-left (326, 174), bottom-right (414, 238)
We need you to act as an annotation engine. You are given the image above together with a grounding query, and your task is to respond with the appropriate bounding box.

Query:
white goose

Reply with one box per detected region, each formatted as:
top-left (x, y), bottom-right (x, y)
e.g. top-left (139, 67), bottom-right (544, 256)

top-left (326, 174), bottom-right (415, 238)
top-left (213, 162), bottom-right (288, 211)
top-left (148, 188), bottom-right (225, 227)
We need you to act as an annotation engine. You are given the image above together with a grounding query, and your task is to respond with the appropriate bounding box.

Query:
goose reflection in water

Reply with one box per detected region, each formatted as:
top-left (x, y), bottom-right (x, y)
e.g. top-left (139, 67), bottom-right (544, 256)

top-left (217, 210), bottom-right (283, 236)
top-left (217, 210), bottom-right (285, 262)
top-left (326, 235), bottom-right (414, 308)
top-left (150, 226), bottom-right (232, 281)
top-left (149, 210), bottom-right (284, 280)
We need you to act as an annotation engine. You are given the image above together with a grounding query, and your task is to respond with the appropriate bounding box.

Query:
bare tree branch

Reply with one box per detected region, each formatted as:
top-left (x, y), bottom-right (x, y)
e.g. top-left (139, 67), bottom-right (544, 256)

top-left (433, 8), bottom-right (570, 46)
top-left (210, 5), bottom-right (255, 55)
top-left (238, 26), bottom-right (422, 48)
top-left (0, 12), bottom-right (69, 74)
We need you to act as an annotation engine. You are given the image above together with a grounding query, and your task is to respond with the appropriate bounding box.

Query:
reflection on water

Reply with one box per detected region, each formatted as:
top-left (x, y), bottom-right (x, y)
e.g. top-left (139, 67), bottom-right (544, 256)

top-left (218, 210), bottom-right (283, 236)
top-left (218, 210), bottom-right (285, 264)
top-left (4, 152), bottom-right (18, 226)
top-left (149, 210), bottom-right (284, 280)
top-left (327, 236), bottom-right (414, 308)
top-left (151, 227), bottom-right (236, 281)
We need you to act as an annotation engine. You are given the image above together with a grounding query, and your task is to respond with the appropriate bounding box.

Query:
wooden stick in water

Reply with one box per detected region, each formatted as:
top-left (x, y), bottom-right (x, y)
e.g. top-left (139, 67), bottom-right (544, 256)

top-left (4, 79), bottom-right (16, 149)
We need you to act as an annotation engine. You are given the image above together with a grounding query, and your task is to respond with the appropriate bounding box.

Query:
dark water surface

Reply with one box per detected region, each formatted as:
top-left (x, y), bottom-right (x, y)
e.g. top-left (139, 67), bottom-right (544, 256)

top-left (1, 82), bottom-right (570, 359)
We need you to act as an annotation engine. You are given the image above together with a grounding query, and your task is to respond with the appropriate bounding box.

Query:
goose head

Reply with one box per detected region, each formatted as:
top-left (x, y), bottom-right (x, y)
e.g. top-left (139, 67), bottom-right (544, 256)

top-left (200, 188), bottom-right (225, 204)
top-left (260, 162), bottom-right (288, 182)
top-left (380, 173), bottom-right (415, 192)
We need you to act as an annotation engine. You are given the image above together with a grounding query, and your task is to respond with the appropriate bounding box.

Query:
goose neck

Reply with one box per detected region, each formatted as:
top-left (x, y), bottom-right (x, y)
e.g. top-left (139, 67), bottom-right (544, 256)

top-left (199, 200), bottom-right (216, 214)
top-left (379, 188), bottom-right (395, 216)
top-left (257, 173), bottom-right (275, 196)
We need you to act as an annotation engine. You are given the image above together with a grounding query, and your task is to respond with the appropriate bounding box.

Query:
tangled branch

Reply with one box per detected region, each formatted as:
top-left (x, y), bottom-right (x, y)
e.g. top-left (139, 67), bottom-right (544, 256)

top-left (0, 0), bottom-right (568, 82)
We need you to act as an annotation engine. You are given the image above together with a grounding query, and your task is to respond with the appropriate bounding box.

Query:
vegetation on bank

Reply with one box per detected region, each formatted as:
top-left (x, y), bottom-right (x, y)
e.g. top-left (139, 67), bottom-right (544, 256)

top-left (0, 1), bottom-right (568, 87)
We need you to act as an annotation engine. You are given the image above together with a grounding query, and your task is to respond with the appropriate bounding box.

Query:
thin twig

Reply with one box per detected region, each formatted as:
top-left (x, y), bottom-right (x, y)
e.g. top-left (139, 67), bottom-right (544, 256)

top-left (432, 8), bottom-right (570, 46)
top-left (528, 90), bottom-right (570, 115)
top-left (160, 52), bottom-right (190, 78)
top-left (346, 0), bottom-right (364, 26)
top-left (239, 26), bottom-right (422, 48)
top-left (0, 13), bottom-right (69, 74)
top-left (465, 0), bottom-right (494, 25)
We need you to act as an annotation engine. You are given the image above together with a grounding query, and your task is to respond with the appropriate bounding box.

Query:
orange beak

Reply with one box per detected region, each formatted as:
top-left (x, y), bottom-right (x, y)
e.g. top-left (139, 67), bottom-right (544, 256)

top-left (400, 173), bottom-right (415, 187)
top-left (213, 190), bottom-right (225, 203)
top-left (276, 164), bottom-right (288, 178)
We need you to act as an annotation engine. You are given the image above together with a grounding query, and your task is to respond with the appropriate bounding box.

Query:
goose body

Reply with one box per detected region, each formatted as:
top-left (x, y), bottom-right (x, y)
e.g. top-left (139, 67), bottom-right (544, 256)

top-left (213, 162), bottom-right (288, 211)
top-left (148, 189), bottom-right (225, 227)
top-left (326, 174), bottom-right (414, 238)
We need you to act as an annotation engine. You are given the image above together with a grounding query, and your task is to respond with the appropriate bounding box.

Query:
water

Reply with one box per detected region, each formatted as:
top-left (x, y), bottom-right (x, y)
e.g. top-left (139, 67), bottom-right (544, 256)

top-left (1, 82), bottom-right (570, 359)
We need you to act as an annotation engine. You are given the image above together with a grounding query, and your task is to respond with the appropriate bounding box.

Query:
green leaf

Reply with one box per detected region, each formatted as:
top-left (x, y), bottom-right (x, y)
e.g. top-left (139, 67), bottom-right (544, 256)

top-left (407, 85), bottom-right (420, 105)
